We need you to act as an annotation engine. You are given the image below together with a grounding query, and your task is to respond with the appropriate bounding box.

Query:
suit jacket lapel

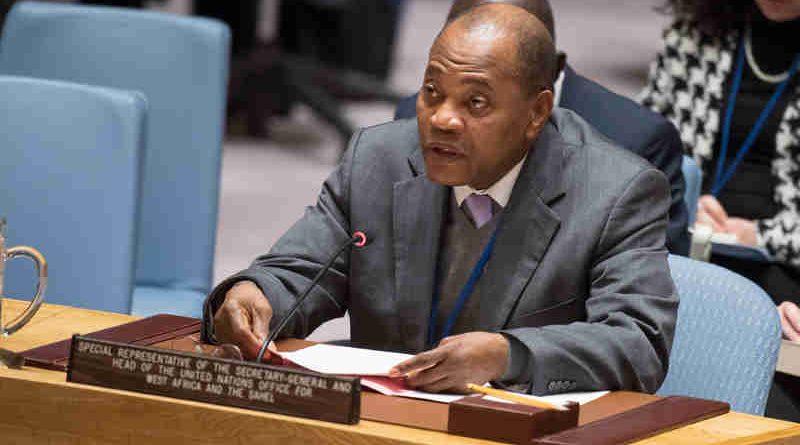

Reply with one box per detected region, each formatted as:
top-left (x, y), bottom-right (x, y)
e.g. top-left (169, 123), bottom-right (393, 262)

top-left (480, 123), bottom-right (568, 331)
top-left (393, 150), bottom-right (448, 352)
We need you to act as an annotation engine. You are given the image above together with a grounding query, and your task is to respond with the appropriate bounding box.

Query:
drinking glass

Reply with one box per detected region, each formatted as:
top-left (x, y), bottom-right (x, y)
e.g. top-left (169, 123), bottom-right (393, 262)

top-left (0, 217), bottom-right (47, 336)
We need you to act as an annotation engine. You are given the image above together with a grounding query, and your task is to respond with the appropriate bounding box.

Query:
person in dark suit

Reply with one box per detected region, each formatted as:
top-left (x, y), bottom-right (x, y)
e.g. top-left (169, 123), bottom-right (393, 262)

top-left (0, 0), bottom-right (16, 31)
top-left (205, 4), bottom-right (677, 394)
top-left (395, 0), bottom-right (689, 256)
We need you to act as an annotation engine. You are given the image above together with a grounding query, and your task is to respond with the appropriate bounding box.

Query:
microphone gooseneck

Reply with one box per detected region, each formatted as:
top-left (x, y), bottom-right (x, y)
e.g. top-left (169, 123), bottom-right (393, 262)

top-left (255, 231), bottom-right (368, 363)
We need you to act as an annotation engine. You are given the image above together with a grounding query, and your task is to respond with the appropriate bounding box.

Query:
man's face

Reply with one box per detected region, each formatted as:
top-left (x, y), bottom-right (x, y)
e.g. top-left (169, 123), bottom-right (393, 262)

top-left (416, 26), bottom-right (540, 190)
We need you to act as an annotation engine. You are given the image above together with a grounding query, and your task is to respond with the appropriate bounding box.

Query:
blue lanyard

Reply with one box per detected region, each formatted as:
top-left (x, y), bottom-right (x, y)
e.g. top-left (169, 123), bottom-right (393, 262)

top-left (711, 36), bottom-right (800, 196)
top-left (427, 229), bottom-right (499, 347)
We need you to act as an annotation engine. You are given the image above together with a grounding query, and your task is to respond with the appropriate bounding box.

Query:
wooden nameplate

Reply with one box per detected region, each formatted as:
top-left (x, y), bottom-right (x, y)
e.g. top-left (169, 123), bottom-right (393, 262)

top-left (448, 396), bottom-right (579, 443)
top-left (531, 395), bottom-right (730, 444)
top-left (67, 335), bottom-right (361, 424)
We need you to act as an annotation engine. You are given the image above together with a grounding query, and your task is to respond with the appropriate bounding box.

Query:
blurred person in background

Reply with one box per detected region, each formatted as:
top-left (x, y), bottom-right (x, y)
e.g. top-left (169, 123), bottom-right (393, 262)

top-left (640, 0), bottom-right (800, 420)
top-left (74, 0), bottom-right (402, 141)
top-left (396, 0), bottom-right (689, 255)
top-left (0, 0), bottom-right (17, 30)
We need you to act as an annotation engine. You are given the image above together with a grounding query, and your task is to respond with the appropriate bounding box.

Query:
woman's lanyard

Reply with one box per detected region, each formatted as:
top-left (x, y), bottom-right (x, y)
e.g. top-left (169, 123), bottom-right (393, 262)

top-left (711, 36), bottom-right (800, 196)
top-left (427, 229), bottom-right (499, 347)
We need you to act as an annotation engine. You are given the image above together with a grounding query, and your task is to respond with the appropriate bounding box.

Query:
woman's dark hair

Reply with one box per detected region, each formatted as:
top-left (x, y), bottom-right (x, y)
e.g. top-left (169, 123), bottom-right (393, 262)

top-left (660, 0), bottom-right (753, 37)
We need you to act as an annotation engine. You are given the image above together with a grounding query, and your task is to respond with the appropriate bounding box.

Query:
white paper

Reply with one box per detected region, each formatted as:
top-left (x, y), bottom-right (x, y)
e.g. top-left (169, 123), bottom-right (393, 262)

top-left (279, 343), bottom-right (412, 376)
top-left (540, 390), bottom-right (609, 406)
top-left (279, 344), bottom-right (610, 406)
top-left (484, 390), bottom-right (609, 408)
top-left (278, 344), bottom-right (468, 403)
top-left (360, 376), bottom-right (468, 403)
top-left (710, 232), bottom-right (739, 244)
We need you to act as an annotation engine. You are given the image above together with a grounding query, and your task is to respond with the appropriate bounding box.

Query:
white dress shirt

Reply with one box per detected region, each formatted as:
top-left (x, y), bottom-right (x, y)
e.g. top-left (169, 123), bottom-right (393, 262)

top-left (453, 153), bottom-right (527, 209)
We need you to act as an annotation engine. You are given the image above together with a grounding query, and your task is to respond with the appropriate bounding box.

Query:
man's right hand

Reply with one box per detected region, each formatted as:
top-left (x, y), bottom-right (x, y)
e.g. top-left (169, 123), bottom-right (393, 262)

top-left (213, 280), bottom-right (273, 360)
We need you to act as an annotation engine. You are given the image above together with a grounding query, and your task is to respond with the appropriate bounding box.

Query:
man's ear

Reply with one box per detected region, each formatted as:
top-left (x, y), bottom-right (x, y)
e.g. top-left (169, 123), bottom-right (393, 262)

top-left (525, 89), bottom-right (554, 140)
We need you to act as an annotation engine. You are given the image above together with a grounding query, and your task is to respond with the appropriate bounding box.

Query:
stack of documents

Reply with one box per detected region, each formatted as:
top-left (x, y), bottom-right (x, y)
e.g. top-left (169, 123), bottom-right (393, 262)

top-left (279, 344), bottom-right (607, 405)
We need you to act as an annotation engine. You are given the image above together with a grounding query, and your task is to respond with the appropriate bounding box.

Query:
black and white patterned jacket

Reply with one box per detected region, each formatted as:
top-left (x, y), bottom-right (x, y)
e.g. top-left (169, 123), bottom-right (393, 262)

top-left (640, 20), bottom-right (800, 268)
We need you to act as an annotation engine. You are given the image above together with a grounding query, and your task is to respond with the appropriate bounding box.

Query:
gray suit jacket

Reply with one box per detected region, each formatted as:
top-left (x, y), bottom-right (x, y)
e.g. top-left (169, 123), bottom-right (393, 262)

top-left (204, 109), bottom-right (678, 394)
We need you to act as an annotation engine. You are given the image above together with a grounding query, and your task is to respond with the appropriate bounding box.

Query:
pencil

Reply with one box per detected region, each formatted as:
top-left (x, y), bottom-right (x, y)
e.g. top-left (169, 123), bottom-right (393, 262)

top-left (466, 383), bottom-right (565, 411)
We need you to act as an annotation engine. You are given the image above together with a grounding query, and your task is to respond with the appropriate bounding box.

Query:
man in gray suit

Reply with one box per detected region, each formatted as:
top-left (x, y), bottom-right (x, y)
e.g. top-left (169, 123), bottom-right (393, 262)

top-left (395, 0), bottom-right (689, 256)
top-left (204, 4), bottom-right (677, 395)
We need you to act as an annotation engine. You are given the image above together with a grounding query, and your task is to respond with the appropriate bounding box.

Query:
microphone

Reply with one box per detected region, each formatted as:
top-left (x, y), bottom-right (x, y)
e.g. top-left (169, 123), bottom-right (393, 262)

top-left (255, 231), bottom-right (368, 363)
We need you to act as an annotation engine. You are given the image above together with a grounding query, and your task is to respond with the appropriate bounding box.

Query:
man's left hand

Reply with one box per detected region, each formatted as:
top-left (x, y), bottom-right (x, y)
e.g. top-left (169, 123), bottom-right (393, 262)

top-left (388, 332), bottom-right (509, 393)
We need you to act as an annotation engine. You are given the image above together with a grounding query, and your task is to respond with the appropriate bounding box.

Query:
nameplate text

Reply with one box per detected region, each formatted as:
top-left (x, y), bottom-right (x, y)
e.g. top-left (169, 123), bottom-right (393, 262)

top-left (67, 335), bottom-right (360, 424)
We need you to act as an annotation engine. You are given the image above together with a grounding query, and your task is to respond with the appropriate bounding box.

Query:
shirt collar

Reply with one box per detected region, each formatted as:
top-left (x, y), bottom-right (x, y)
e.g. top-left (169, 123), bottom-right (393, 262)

top-left (553, 68), bottom-right (564, 106)
top-left (453, 152), bottom-right (528, 208)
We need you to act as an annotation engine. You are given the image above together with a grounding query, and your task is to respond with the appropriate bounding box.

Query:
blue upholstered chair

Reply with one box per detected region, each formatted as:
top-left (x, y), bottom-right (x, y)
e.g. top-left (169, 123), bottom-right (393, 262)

top-left (659, 255), bottom-right (781, 415)
top-left (0, 2), bottom-right (231, 317)
top-left (0, 76), bottom-right (146, 313)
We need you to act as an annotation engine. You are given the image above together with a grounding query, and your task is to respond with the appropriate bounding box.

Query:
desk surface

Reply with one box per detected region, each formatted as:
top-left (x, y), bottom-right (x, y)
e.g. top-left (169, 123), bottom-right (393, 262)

top-left (2, 299), bottom-right (799, 445)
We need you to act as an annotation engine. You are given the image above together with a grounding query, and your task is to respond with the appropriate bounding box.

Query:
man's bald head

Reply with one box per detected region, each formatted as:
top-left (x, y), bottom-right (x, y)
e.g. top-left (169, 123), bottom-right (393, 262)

top-left (434, 3), bottom-right (556, 93)
top-left (447, 0), bottom-right (555, 43)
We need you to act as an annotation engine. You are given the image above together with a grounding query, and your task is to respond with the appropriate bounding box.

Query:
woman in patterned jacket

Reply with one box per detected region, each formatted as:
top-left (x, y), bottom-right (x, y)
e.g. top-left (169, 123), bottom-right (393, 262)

top-left (640, 0), bottom-right (800, 340)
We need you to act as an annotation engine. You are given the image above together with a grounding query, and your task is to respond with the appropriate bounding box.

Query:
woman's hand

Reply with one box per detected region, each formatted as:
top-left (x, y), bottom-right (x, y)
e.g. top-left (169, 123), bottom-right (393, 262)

top-left (778, 302), bottom-right (800, 342)
top-left (696, 195), bottom-right (757, 247)
top-left (697, 195), bottom-right (728, 232)
top-left (725, 218), bottom-right (757, 247)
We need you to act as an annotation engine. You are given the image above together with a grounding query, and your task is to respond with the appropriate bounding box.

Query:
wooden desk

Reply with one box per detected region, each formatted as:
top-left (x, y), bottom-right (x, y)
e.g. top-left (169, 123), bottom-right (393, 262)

top-left (2, 299), bottom-right (799, 445)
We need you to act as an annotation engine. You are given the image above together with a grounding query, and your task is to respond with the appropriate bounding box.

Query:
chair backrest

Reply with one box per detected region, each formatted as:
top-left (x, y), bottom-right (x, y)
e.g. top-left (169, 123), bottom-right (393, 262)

top-left (0, 76), bottom-right (145, 313)
top-left (0, 1), bottom-right (230, 296)
top-left (681, 155), bottom-right (702, 226)
top-left (660, 255), bottom-right (781, 415)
